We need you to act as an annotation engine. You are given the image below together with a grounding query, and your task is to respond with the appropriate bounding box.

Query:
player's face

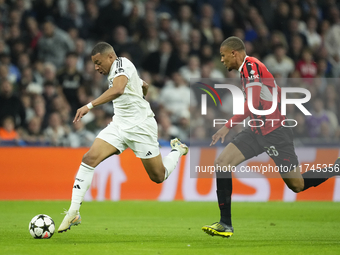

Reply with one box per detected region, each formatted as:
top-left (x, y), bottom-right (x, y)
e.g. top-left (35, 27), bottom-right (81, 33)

top-left (220, 46), bottom-right (236, 71)
top-left (91, 52), bottom-right (113, 75)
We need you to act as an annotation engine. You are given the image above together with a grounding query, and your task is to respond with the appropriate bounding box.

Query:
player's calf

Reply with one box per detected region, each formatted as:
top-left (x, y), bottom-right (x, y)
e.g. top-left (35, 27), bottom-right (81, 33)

top-left (141, 154), bottom-right (167, 184)
top-left (141, 138), bottom-right (189, 183)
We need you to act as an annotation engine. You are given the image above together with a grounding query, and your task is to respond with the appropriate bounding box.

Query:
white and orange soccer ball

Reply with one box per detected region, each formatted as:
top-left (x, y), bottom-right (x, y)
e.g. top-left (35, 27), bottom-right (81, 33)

top-left (29, 214), bottom-right (55, 239)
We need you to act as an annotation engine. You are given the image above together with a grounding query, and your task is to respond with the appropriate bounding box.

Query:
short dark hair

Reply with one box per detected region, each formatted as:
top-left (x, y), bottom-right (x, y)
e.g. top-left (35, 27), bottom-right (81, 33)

top-left (221, 36), bottom-right (246, 52)
top-left (91, 42), bottom-right (114, 56)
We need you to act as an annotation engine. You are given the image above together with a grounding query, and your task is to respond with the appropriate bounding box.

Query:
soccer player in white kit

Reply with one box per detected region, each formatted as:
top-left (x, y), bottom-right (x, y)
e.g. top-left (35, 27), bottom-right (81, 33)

top-left (58, 42), bottom-right (188, 233)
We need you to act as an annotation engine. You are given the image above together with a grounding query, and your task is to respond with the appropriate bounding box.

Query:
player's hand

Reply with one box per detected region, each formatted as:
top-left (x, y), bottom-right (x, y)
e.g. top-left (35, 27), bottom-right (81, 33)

top-left (73, 105), bottom-right (90, 123)
top-left (210, 126), bottom-right (230, 146)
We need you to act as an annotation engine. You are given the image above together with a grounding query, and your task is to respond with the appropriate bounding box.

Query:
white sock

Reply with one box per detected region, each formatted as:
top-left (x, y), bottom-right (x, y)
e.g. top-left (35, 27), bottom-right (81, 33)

top-left (69, 162), bottom-right (95, 211)
top-left (163, 150), bottom-right (181, 180)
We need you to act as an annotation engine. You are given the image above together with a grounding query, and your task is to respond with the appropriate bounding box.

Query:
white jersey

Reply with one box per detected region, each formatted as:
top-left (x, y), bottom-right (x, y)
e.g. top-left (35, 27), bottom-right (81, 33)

top-left (108, 57), bottom-right (154, 129)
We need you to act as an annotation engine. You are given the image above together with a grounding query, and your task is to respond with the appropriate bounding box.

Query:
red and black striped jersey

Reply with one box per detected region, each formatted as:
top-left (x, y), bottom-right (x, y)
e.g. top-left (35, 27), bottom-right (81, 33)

top-left (226, 56), bottom-right (285, 135)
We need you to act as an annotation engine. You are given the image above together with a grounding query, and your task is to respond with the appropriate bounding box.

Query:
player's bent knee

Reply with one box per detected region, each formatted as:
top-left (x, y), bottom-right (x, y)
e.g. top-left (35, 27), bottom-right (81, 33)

top-left (149, 172), bottom-right (164, 184)
top-left (287, 182), bottom-right (304, 193)
top-left (214, 157), bottom-right (232, 169)
top-left (82, 152), bottom-right (99, 168)
top-left (214, 157), bottom-right (223, 166)
top-left (291, 186), bottom-right (304, 193)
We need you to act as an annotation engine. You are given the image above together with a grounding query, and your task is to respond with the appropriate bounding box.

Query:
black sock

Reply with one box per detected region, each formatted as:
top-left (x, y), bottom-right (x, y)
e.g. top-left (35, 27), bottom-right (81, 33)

top-left (302, 166), bottom-right (338, 191)
top-left (216, 170), bottom-right (232, 226)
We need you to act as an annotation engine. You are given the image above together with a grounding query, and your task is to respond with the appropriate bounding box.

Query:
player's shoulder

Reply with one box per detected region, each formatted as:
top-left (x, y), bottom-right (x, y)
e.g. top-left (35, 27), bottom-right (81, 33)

top-left (116, 57), bottom-right (136, 73)
top-left (244, 56), bottom-right (271, 74)
top-left (119, 57), bottom-right (135, 68)
top-left (111, 57), bottom-right (130, 70)
top-left (109, 57), bottom-right (137, 81)
top-left (245, 56), bottom-right (265, 67)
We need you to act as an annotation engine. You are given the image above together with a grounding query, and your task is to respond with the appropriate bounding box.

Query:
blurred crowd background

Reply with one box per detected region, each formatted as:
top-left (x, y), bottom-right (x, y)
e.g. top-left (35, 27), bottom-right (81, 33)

top-left (0, 0), bottom-right (339, 147)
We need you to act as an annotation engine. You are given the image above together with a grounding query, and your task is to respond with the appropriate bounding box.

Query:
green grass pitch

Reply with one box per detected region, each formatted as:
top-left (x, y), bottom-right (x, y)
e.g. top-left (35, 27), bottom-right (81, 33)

top-left (1, 201), bottom-right (340, 255)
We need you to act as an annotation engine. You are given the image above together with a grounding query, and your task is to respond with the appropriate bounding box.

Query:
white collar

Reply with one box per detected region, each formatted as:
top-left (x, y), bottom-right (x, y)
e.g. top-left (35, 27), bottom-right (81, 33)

top-left (238, 55), bottom-right (248, 72)
top-left (109, 57), bottom-right (120, 74)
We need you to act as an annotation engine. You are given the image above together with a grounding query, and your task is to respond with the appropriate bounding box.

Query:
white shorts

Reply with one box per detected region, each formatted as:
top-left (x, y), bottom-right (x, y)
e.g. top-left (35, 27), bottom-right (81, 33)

top-left (96, 117), bottom-right (160, 159)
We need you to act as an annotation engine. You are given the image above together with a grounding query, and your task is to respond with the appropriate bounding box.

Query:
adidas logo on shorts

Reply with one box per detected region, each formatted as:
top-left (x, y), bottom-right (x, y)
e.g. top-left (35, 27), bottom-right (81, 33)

top-left (145, 151), bottom-right (152, 156)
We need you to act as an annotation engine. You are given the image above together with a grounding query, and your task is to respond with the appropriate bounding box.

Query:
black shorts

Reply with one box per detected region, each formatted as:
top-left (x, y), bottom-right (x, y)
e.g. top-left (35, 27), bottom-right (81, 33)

top-left (231, 127), bottom-right (299, 172)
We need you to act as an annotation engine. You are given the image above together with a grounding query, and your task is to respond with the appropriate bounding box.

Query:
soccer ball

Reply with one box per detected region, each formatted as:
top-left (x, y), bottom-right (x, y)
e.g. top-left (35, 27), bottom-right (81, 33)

top-left (29, 214), bottom-right (55, 239)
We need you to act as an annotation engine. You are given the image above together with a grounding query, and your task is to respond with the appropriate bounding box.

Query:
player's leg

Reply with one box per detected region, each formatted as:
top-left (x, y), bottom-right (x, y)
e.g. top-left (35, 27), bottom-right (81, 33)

top-left (58, 138), bottom-right (119, 233)
top-left (215, 142), bottom-right (246, 226)
top-left (125, 117), bottom-right (188, 183)
top-left (201, 143), bottom-right (245, 238)
top-left (202, 129), bottom-right (263, 238)
top-left (58, 122), bottom-right (126, 233)
top-left (260, 127), bottom-right (305, 193)
top-left (69, 138), bottom-right (120, 210)
top-left (282, 158), bottom-right (340, 193)
top-left (140, 154), bottom-right (166, 183)
top-left (300, 157), bottom-right (340, 191)
top-left (140, 138), bottom-right (188, 183)
top-left (265, 127), bottom-right (340, 193)
top-left (280, 167), bottom-right (304, 193)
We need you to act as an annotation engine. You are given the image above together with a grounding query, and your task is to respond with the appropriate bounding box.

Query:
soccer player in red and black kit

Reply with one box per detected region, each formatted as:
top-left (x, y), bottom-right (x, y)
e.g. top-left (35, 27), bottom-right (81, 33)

top-left (202, 36), bottom-right (340, 238)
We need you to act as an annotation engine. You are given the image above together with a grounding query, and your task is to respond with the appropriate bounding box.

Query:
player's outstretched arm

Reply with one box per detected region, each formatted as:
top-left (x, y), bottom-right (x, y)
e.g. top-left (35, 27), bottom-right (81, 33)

top-left (73, 105), bottom-right (91, 123)
top-left (91, 75), bottom-right (128, 106)
top-left (210, 126), bottom-right (230, 146)
top-left (73, 76), bottom-right (128, 122)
